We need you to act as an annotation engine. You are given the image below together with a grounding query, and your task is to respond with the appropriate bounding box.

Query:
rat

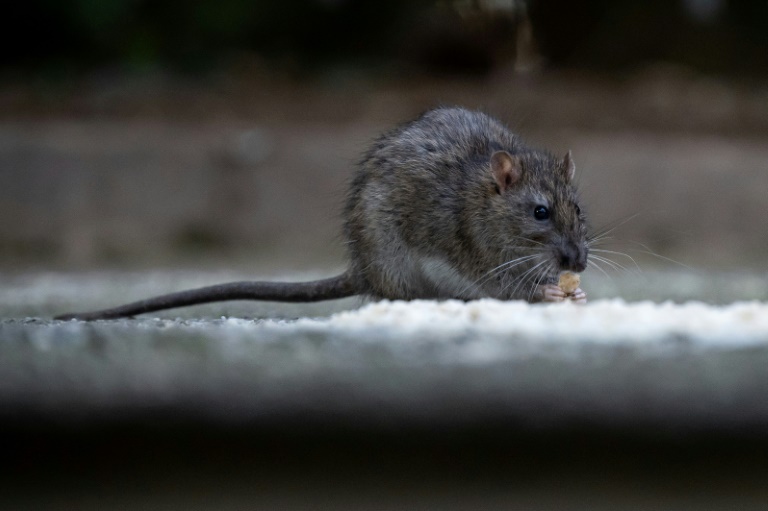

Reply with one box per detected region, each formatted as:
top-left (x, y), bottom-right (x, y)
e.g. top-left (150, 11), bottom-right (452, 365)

top-left (56, 107), bottom-right (588, 321)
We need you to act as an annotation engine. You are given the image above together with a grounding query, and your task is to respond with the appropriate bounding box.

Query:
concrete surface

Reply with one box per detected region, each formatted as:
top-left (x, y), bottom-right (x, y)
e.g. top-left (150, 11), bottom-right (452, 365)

top-left (3, 269), bottom-right (768, 510)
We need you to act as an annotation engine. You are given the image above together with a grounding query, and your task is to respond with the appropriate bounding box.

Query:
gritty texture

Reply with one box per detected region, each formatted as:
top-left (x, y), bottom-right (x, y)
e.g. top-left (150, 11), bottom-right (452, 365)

top-left (5, 269), bottom-right (768, 510)
top-left (3, 300), bottom-right (768, 429)
top-left (2, 269), bottom-right (768, 429)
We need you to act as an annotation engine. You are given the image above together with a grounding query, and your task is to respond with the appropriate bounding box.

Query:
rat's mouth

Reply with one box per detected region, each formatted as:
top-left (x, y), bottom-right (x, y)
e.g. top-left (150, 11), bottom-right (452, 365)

top-left (556, 243), bottom-right (588, 273)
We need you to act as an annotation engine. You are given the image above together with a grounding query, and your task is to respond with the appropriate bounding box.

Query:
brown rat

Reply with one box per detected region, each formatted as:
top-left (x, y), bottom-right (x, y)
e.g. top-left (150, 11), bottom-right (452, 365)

top-left (56, 107), bottom-right (588, 321)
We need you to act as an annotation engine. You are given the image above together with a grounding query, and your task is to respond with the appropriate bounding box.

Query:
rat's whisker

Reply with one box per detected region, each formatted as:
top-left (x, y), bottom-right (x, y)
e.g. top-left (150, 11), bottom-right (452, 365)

top-left (500, 261), bottom-right (539, 299)
top-left (528, 262), bottom-right (554, 301)
top-left (587, 234), bottom-right (614, 247)
top-left (587, 259), bottom-right (611, 278)
top-left (508, 236), bottom-right (545, 246)
top-left (505, 258), bottom-right (549, 299)
top-left (588, 212), bottom-right (643, 244)
top-left (589, 254), bottom-right (628, 273)
top-left (462, 254), bottom-right (540, 296)
top-left (526, 261), bottom-right (554, 301)
top-left (589, 248), bottom-right (640, 271)
top-left (625, 241), bottom-right (692, 269)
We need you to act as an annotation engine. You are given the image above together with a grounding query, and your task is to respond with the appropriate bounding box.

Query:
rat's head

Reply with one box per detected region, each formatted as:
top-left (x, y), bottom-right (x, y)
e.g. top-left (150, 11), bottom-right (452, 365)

top-left (488, 149), bottom-right (588, 277)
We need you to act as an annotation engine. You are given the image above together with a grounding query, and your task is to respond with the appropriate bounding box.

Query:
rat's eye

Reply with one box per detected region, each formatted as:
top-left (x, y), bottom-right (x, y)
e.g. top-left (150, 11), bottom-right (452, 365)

top-left (533, 205), bottom-right (550, 221)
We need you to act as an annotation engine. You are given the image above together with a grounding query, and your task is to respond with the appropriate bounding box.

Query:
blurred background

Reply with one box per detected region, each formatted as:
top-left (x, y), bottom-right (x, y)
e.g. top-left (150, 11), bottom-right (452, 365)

top-left (5, 4), bottom-right (768, 509)
top-left (2, 0), bottom-right (768, 273)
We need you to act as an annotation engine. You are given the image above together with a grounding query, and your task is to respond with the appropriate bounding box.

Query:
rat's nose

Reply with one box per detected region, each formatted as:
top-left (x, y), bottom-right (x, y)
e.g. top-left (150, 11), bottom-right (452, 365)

top-left (559, 243), bottom-right (588, 272)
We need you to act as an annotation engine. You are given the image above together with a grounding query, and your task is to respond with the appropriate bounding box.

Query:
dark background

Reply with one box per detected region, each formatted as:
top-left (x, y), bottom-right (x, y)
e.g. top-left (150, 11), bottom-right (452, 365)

top-left (2, 0), bottom-right (768, 273)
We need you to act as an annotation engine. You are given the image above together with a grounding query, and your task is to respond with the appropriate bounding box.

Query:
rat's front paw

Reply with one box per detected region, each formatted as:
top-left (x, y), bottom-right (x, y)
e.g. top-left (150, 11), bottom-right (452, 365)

top-left (569, 287), bottom-right (587, 304)
top-left (533, 283), bottom-right (587, 304)
top-left (537, 283), bottom-right (566, 303)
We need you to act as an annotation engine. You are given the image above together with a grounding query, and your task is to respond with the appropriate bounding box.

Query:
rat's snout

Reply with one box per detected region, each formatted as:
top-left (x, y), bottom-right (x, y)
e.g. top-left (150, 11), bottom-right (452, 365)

top-left (558, 241), bottom-right (588, 273)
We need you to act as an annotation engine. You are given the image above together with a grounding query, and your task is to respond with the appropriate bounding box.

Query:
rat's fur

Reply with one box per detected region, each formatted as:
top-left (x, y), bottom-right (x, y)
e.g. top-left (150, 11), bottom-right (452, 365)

top-left (345, 107), bottom-right (587, 300)
top-left (57, 107), bottom-right (588, 320)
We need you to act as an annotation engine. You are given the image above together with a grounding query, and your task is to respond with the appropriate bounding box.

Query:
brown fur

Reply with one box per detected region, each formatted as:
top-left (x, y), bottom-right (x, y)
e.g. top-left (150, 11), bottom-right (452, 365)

top-left (344, 107), bottom-right (587, 300)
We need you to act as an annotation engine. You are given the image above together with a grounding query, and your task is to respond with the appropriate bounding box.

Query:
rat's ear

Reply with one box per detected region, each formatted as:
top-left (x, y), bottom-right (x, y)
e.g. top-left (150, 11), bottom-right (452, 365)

top-left (562, 150), bottom-right (576, 182)
top-left (491, 151), bottom-right (522, 193)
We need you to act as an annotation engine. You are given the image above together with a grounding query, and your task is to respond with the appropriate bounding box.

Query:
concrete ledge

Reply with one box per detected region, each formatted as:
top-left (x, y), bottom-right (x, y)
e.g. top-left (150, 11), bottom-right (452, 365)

top-left (4, 299), bottom-right (768, 430)
top-left (4, 272), bottom-right (768, 509)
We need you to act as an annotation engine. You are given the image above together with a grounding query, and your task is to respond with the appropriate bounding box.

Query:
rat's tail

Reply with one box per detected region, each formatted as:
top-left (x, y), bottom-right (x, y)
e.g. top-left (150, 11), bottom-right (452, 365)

top-left (55, 272), bottom-right (358, 321)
